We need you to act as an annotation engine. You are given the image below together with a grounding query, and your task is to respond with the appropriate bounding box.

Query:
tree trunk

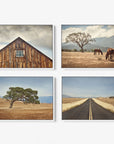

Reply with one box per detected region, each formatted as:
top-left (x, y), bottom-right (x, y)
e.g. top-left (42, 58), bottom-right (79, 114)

top-left (9, 101), bottom-right (14, 108)
top-left (81, 47), bottom-right (84, 52)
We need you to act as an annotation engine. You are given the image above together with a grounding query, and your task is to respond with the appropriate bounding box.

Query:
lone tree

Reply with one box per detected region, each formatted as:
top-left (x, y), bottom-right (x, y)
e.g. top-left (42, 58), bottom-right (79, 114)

top-left (66, 32), bottom-right (95, 52)
top-left (3, 87), bottom-right (40, 108)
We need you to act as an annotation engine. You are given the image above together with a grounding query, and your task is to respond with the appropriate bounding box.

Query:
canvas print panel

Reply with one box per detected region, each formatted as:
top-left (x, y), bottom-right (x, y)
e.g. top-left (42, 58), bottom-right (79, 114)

top-left (0, 25), bottom-right (53, 68)
top-left (0, 77), bottom-right (53, 120)
top-left (62, 25), bottom-right (114, 68)
top-left (62, 77), bottom-right (114, 120)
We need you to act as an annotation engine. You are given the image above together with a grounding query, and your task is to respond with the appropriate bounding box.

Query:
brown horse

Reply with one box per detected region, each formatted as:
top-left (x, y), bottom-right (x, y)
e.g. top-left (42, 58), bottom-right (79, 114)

top-left (106, 48), bottom-right (114, 60)
top-left (94, 49), bottom-right (103, 55)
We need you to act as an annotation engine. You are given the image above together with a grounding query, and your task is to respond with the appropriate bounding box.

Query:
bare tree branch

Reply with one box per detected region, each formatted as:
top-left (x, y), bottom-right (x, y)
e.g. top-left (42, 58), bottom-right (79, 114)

top-left (66, 32), bottom-right (95, 52)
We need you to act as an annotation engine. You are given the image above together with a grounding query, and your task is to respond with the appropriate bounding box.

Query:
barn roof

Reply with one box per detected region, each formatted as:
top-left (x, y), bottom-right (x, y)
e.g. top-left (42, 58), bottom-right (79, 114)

top-left (0, 37), bottom-right (52, 61)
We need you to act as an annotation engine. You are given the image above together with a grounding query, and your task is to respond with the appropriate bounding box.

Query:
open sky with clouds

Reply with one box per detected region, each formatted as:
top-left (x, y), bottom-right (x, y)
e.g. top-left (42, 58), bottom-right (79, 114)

top-left (62, 77), bottom-right (114, 98)
top-left (62, 25), bottom-right (114, 43)
top-left (0, 77), bottom-right (53, 97)
top-left (0, 25), bottom-right (53, 59)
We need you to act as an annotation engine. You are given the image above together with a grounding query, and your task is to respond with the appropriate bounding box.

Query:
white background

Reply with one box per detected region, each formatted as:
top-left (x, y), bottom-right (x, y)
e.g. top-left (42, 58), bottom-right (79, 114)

top-left (0, 0), bottom-right (114, 144)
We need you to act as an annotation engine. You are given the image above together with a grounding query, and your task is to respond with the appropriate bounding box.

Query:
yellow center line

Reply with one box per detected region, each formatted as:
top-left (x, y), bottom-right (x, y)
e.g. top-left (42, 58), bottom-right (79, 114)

top-left (89, 99), bottom-right (93, 120)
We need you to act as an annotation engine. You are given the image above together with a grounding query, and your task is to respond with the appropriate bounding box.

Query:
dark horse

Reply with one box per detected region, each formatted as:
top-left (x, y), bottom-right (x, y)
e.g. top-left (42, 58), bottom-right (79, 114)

top-left (94, 49), bottom-right (103, 55)
top-left (106, 48), bottom-right (114, 60)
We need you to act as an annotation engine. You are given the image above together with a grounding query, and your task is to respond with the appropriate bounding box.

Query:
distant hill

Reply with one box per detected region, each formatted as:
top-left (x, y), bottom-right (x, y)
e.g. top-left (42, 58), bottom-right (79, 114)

top-left (62, 36), bottom-right (114, 52)
top-left (62, 95), bottom-right (72, 98)
top-left (39, 96), bottom-right (53, 104)
top-left (62, 43), bottom-right (108, 52)
top-left (95, 36), bottom-right (114, 48)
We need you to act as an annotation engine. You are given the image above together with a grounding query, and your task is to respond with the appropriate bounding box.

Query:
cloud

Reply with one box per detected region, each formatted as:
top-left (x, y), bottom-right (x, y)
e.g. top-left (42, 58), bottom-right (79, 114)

top-left (0, 25), bottom-right (53, 50)
top-left (62, 25), bottom-right (114, 43)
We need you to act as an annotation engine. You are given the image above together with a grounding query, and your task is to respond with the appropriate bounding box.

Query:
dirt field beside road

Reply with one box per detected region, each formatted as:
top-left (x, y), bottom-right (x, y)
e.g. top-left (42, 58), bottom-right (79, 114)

top-left (62, 52), bottom-right (114, 68)
top-left (62, 98), bottom-right (83, 104)
top-left (97, 97), bottom-right (114, 106)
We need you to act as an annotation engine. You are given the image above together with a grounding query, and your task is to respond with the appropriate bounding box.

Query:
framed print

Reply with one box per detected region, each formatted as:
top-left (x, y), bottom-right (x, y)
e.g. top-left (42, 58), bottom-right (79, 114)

top-left (62, 25), bottom-right (114, 68)
top-left (62, 77), bottom-right (114, 120)
top-left (0, 25), bottom-right (53, 68)
top-left (0, 77), bottom-right (54, 120)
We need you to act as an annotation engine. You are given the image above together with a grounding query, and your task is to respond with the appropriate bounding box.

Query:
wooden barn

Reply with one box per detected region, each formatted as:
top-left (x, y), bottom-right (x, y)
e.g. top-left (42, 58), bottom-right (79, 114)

top-left (0, 37), bottom-right (53, 68)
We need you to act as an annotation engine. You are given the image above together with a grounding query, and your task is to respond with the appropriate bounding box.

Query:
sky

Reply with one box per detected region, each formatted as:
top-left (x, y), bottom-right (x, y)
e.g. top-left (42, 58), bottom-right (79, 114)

top-left (0, 25), bottom-right (53, 59)
top-left (62, 77), bottom-right (114, 98)
top-left (0, 77), bottom-right (53, 97)
top-left (62, 25), bottom-right (114, 43)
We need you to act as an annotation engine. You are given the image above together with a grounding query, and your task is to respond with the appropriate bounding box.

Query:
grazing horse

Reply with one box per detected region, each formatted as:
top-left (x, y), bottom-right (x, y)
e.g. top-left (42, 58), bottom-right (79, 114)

top-left (106, 48), bottom-right (114, 60)
top-left (94, 49), bottom-right (103, 55)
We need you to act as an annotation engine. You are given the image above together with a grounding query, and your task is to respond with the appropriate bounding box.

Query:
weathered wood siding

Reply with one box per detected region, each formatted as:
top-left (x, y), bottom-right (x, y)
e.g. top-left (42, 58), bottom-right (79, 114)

top-left (0, 38), bottom-right (52, 68)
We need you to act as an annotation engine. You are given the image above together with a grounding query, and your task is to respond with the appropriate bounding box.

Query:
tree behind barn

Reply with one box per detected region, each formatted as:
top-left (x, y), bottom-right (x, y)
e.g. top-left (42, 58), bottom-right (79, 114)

top-left (66, 32), bottom-right (95, 52)
top-left (3, 87), bottom-right (40, 108)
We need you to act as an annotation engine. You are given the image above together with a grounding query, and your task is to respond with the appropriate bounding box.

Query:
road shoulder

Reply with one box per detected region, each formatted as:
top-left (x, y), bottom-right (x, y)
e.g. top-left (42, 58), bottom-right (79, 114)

top-left (92, 98), bottom-right (114, 113)
top-left (62, 98), bottom-right (88, 112)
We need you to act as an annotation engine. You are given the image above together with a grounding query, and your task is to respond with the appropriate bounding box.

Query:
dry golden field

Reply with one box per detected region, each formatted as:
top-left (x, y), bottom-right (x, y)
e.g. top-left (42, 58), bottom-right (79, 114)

top-left (62, 98), bottom-right (83, 104)
top-left (62, 98), bottom-right (88, 112)
top-left (97, 97), bottom-right (114, 106)
top-left (62, 52), bottom-right (114, 68)
top-left (0, 98), bottom-right (53, 120)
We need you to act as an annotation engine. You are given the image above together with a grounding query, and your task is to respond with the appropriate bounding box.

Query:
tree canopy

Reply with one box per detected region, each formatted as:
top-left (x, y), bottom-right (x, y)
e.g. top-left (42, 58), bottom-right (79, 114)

top-left (66, 32), bottom-right (95, 52)
top-left (3, 87), bottom-right (40, 108)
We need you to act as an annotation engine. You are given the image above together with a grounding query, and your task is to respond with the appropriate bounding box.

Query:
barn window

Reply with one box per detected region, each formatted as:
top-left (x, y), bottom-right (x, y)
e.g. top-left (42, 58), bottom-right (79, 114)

top-left (16, 50), bottom-right (24, 57)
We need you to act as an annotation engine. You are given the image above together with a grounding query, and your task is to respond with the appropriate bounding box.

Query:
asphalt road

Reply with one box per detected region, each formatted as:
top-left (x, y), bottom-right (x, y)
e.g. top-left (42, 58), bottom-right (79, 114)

top-left (62, 99), bottom-right (114, 120)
